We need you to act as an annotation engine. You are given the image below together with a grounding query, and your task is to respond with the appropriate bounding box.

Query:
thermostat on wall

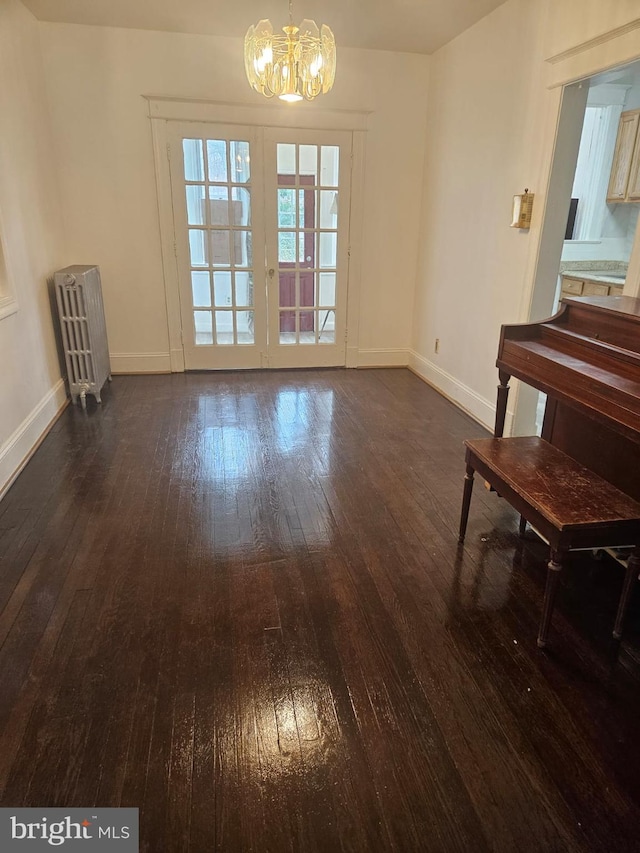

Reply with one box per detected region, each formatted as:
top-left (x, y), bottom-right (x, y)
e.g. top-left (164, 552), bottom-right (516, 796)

top-left (511, 189), bottom-right (534, 229)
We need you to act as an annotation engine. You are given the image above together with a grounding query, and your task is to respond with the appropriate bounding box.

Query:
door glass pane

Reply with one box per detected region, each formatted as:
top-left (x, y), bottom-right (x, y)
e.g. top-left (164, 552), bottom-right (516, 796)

top-left (215, 310), bottom-right (234, 344)
top-left (192, 271), bottom-right (211, 307)
top-left (278, 189), bottom-right (296, 227)
top-left (194, 310), bottom-right (213, 345)
top-left (279, 272), bottom-right (296, 308)
top-left (210, 231), bottom-right (232, 266)
top-left (279, 232), bottom-right (297, 263)
top-left (183, 139), bottom-right (204, 181)
top-left (213, 271), bottom-right (232, 306)
top-left (189, 230), bottom-right (207, 266)
top-left (320, 146), bottom-right (339, 187)
top-left (209, 185), bottom-right (228, 200)
top-left (319, 311), bottom-right (335, 344)
top-left (209, 190), bottom-right (230, 225)
top-left (299, 145), bottom-right (318, 180)
top-left (319, 272), bottom-right (336, 306)
top-left (319, 232), bottom-right (337, 268)
top-left (186, 185), bottom-right (206, 225)
top-left (300, 272), bottom-right (315, 307)
top-left (207, 140), bottom-right (228, 183)
top-left (237, 311), bottom-right (254, 344)
top-left (320, 191), bottom-right (338, 228)
top-left (232, 187), bottom-right (251, 226)
top-left (277, 143), bottom-right (296, 175)
top-left (230, 141), bottom-right (251, 183)
top-left (301, 232), bottom-right (314, 266)
top-left (235, 232), bottom-right (251, 267)
top-left (279, 311), bottom-right (296, 343)
top-left (235, 271), bottom-right (253, 307)
top-left (299, 311), bottom-right (315, 343)
top-left (299, 189), bottom-right (315, 229)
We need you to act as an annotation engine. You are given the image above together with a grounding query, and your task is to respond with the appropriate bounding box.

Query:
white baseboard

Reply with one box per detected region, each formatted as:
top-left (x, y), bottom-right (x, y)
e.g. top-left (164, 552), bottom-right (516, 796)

top-left (357, 348), bottom-right (410, 368)
top-left (409, 350), bottom-right (514, 434)
top-left (0, 378), bottom-right (69, 502)
top-left (109, 351), bottom-right (171, 374)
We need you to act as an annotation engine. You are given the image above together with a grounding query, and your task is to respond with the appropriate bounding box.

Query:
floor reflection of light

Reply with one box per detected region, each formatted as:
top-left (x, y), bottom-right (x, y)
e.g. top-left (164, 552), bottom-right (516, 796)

top-left (248, 681), bottom-right (337, 782)
top-left (197, 394), bottom-right (258, 492)
top-left (192, 387), bottom-right (337, 550)
top-left (275, 388), bottom-right (334, 472)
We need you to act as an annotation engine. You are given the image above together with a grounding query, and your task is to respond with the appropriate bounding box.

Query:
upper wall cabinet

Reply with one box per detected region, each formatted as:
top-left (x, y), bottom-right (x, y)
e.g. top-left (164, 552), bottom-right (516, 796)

top-left (607, 109), bottom-right (640, 203)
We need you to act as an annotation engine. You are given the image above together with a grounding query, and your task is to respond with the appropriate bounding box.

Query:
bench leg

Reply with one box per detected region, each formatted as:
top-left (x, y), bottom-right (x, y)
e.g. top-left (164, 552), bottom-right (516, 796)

top-left (494, 370), bottom-right (511, 438)
top-left (538, 550), bottom-right (563, 649)
top-left (613, 548), bottom-right (640, 640)
top-left (458, 464), bottom-right (475, 543)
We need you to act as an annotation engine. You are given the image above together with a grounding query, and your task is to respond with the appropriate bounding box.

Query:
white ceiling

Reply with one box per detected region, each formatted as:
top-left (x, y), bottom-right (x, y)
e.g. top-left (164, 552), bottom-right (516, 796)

top-left (21, 0), bottom-right (506, 55)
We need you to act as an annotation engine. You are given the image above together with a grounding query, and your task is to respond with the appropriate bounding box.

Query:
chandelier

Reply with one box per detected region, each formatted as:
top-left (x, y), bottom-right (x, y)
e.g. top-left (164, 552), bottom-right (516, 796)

top-left (244, 0), bottom-right (336, 102)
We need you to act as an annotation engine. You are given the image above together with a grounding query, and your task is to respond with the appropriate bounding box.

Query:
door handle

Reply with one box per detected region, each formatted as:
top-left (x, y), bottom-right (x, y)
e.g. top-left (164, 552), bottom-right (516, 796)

top-left (268, 268), bottom-right (275, 279)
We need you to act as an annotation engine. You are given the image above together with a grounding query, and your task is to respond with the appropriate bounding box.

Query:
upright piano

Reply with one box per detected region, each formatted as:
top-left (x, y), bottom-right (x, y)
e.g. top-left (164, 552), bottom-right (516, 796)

top-left (459, 295), bottom-right (640, 646)
top-left (495, 295), bottom-right (640, 502)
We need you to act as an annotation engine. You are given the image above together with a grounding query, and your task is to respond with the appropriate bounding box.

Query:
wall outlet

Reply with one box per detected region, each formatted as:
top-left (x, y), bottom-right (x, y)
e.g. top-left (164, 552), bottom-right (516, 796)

top-left (434, 338), bottom-right (440, 354)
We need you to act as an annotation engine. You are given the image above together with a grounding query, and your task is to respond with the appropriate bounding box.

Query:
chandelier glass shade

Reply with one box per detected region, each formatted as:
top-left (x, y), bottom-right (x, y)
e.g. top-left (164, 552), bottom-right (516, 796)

top-left (244, 5), bottom-right (336, 102)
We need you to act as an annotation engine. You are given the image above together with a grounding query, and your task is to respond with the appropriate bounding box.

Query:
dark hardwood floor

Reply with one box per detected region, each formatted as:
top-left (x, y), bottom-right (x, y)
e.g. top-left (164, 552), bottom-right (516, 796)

top-left (1, 369), bottom-right (640, 852)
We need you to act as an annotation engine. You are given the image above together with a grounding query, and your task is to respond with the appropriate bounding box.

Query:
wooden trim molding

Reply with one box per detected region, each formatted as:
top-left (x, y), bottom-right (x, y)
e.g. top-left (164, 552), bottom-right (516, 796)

top-left (109, 352), bottom-right (172, 374)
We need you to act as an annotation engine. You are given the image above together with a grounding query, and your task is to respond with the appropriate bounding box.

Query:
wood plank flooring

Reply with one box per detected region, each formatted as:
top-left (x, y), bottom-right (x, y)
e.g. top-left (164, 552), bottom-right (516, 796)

top-left (1, 369), bottom-right (640, 851)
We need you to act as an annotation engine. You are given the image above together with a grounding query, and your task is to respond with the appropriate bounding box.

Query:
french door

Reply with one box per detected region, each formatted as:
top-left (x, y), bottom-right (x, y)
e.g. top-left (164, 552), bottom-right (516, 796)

top-left (168, 122), bottom-right (352, 370)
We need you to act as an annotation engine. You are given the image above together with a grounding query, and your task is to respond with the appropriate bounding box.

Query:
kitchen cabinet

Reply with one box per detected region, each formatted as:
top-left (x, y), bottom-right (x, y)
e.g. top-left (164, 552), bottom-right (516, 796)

top-left (560, 275), bottom-right (623, 299)
top-left (607, 109), bottom-right (640, 202)
top-left (628, 129), bottom-right (640, 201)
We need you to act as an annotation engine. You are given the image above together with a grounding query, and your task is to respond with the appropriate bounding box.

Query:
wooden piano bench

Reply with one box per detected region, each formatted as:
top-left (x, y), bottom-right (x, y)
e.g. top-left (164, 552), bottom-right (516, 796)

top-left (458, 436), bottom-right (640, 648)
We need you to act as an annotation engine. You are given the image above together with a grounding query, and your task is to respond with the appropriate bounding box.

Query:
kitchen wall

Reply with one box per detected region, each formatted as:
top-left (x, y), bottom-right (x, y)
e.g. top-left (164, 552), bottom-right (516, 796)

top-left (38, 23), bottom-right (430, 371)
top-left (0, 0), bottom-right (67, 497)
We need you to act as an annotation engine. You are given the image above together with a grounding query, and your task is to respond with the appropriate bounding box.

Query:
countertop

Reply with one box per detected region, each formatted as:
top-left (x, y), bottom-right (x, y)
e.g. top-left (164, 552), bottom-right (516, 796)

top-left (561, 271), bottom-right (626, 287)
top-left (559, 260), bottom-right (627, 288)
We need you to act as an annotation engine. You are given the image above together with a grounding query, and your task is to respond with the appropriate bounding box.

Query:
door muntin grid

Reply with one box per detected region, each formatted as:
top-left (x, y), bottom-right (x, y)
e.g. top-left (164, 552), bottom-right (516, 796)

top-left (182, 137), bottom-right (255, 346)
top-left (276, 143), bottom-right (339, 346)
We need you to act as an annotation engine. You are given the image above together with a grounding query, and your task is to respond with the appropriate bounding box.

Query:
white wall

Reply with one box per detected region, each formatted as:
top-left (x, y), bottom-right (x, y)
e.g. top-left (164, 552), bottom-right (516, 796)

top-left (0, 0), bottom-right (67, 497)
top-left (38, 23), bottom-right (430, 371)
top-left (411, 0), bottom-right (549, 429)
top-left (546, 1), bottom-right (640, 59)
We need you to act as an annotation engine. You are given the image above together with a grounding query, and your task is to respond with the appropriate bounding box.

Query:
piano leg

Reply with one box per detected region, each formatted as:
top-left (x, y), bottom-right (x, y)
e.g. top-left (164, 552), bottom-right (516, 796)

top-left (538, 550), bottom-right (564, 648)
top-left (494, 370), bottom-right (511, 438)
top-left (519, 515), bottom-right (527, 537)
top-left (613, 547), bottom-right (640, 640)
top-left (458, 464), bottom-right (475, 542)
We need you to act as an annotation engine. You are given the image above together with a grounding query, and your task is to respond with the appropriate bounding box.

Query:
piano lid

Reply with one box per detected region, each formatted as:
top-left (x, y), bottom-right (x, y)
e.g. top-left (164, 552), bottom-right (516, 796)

top-left (497, 295), bottom-right (640, 442)
top-left (561, 294), bottom-right (640, 320)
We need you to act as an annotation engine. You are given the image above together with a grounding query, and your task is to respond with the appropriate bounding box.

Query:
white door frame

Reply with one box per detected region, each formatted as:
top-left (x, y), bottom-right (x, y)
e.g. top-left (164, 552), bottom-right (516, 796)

top-left (148, 97), bottom-right (368, 372)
